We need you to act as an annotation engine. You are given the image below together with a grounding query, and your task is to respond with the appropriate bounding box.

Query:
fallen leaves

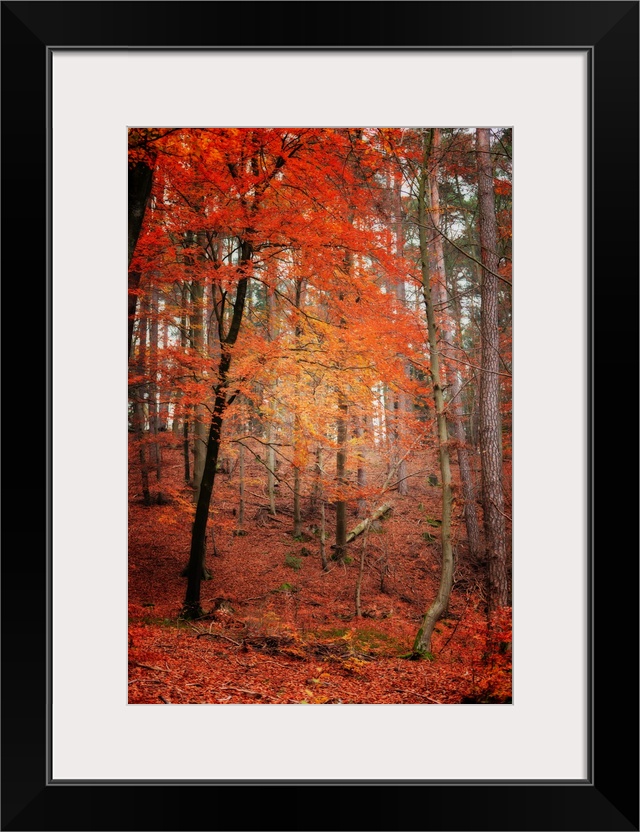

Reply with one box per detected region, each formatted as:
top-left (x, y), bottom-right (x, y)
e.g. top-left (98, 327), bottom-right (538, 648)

top-left (129, 444), bottom-right (512, 704)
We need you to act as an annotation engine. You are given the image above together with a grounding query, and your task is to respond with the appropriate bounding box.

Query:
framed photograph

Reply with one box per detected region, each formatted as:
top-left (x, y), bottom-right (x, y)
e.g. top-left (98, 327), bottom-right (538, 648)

top-left (2, 2), bottom-right (637, 830)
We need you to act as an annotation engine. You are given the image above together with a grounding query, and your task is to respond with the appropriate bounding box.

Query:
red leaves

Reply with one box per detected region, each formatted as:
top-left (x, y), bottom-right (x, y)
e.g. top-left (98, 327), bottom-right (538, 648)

top-left (129, 439), bottom-right (512, 704)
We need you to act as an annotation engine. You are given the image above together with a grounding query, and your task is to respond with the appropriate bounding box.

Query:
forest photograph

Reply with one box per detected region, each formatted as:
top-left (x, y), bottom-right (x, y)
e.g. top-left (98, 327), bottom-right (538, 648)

top-left (128, 126), bottom-right (512, 705)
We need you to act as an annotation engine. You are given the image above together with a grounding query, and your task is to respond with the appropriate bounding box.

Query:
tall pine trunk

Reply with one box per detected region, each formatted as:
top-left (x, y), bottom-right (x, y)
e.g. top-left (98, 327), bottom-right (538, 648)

top-left (413, 130), bottom-right (455, 656)
top-left (429, 129), bottom-right (481, 563)
top-left (393, 168), bottom-right (409, 495)
top-left (476, 128), bottom-right (509, 610)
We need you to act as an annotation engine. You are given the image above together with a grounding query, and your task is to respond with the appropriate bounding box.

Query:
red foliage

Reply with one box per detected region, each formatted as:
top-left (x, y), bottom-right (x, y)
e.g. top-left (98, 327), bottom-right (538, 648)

top-left (127, 127), bottom-right (512, 705)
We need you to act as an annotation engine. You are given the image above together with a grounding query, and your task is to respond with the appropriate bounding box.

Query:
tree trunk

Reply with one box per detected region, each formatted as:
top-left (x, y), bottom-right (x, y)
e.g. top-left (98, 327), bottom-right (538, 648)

top-left (320, 499), bottom-right (328, 572)
top-left (266, 423), bottom-right (277, 516)
top-left (448, 281), bottom-right (483, 564)
top-left (238, 437), bottom-right (245, 530)
top-left (128, 160), bottom-right (154, 357)
top-left (310, 445), bottom-right (323, 514)
top-left (134, 399), bottom-right (151, 506)
top-left (413, 130), bottom-right (455, 657)
top-left (159, 312), bottom-right (169, 430)
top-left (429, 129), bottom-right (482, 563)
top-left (383, 382), bottom-right (396, 475)
top-left (356, 418), bottom-right (367, 517)
top-left (355, 528), bottom-right (369, 618)
top-left (180, 282), bottom-right (191, 483)
top-left (451, 372), bottom-right (482, 562)
top-left (133, 288), bottom-right (152, 505)
top-left (333, 397), bottom-right (348, 560)
top-left (191, 279), bottom-right (207, 502)
top-left (148, 283), bottom-right (161, 480)
top-left (393, 169), bottom-right (409, 496)
top-left (453, 170), bottom-right (485, 487)
top-left (182, 249), bottom-right (250, 619)
top-left (476, 128), bottom-right (509, 610)
top-left (331, 503), bottom-right (393, 548)
top-left (128, 271), bottom-right (141, 360)
top-left (292, 277), bottom-right (305, 536)
top-left (293, 459), bottom-right (302, 537)
top-left (265, 282), bottom-right (277, 516)
top-left (334, 213), bottom-right (354, 560)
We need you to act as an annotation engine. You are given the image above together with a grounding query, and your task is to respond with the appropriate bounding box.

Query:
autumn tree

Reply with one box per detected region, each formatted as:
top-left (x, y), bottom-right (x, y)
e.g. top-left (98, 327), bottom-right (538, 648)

top-left (176, 128), bottom-right (397, 615)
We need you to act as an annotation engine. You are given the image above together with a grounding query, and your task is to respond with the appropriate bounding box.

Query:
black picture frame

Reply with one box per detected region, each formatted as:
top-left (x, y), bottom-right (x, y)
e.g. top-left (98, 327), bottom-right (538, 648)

top-left (2, 2), bottom-right (638, 830)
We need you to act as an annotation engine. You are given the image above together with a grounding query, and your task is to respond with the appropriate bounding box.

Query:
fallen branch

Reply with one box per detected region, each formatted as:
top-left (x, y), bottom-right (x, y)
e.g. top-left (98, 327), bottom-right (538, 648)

top-left (330, 502), bottom-right (393, 549)
top-left (195, 631), bottom-right (242, 647)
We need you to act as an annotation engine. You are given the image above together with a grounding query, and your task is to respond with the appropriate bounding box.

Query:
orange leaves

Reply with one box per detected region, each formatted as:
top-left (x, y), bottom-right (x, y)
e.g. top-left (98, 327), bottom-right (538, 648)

top-left (494, 177), bottom-right (512, 197)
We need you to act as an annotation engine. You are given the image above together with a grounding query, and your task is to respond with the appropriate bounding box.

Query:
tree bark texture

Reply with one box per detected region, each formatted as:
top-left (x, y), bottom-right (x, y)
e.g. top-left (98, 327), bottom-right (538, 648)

top-left (413, 130), bottom-right (455, 656)
top-left (476, 128), bottom-right (509, 610)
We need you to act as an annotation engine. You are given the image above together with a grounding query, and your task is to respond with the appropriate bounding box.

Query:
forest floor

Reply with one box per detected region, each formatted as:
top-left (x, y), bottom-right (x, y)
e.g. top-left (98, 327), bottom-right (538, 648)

top-left (128, 437), bottom-right (512, 705)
